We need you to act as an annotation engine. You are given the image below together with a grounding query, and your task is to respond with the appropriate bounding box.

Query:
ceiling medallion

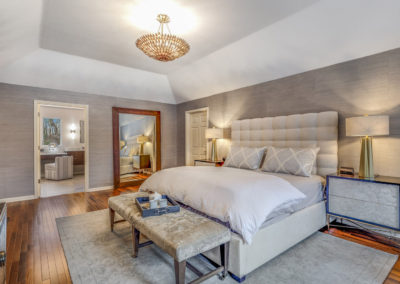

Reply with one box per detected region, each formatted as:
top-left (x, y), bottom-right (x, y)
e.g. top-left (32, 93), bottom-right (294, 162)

top-left (136, 14), bottom-right (190, 62)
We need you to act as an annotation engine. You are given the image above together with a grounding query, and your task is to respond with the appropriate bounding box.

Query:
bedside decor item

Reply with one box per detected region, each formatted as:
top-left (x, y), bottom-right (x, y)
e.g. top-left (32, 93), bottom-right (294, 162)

top-left (136, 14), bottom-right (190, 62)
top-left (137, 135), bottom-right (149, 155)
top-left (149, 199), bottom-right (158, 209)
top-left (326, 173), bottom-right (400, 233)
top-left (339, 166), bottom-right (354, 176)
top-left (149, 192), bottom-right (161, 201)
top-left (194, 159), bottom-right (224, 167)
top-left (346, 115), bottom-right (389, 178)
top-left (158, 198), bottom-right (168, 208)
top-left (205, 127), bottom-right (223, 161)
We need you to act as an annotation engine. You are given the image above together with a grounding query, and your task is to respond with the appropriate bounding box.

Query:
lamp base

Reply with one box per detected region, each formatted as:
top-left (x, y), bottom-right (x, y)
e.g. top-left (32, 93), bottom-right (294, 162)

top-left (359, 136), bottom-right (374, 179)
top-left (210, 138), bottom-right (218, 162)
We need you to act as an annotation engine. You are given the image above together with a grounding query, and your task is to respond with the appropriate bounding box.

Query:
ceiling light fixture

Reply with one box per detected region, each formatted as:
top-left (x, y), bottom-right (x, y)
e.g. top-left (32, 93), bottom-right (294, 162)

top-left (136, 14), bottom-right (190, 62)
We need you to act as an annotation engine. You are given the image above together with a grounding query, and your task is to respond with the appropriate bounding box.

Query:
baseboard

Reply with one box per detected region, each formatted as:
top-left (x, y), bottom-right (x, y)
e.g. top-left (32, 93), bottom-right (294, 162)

top-left (0, 195), bottom-right (37, 203)
top-left (86, 185), bottom-right (114, 192)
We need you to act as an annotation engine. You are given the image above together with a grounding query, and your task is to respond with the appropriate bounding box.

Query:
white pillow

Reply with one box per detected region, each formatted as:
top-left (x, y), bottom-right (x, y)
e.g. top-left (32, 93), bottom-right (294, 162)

top-left (223, 146), bottom-right (266, 170)
top-left (261, 146), bottom-right (320, 177)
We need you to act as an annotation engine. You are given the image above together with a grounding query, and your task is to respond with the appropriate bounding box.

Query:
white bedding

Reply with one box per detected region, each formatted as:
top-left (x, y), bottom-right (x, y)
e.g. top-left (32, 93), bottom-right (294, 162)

top-left (257, 172), bottom-right (324, 228)
top-left (139, 166), bottom-right (306, 244)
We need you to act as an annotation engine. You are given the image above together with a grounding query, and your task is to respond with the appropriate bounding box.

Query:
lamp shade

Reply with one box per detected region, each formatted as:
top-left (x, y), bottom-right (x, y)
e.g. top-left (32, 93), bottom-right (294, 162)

top-left (137, 135), bottom-right (150, 143)
top-left (205, 128), bottom-right (223, 139)
top-left (346, 115), bottom-right (389, 137)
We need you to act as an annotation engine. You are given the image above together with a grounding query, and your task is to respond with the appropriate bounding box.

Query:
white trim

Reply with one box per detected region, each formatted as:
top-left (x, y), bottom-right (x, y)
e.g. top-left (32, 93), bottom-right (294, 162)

top-left (86, 185), bottom-right (113, 192)
top-left (34, 100), bottom-right (90, 198)
top-left (0, 195), bottom-right (36, 203)
top-left (185, 107), bottom-right (209, 166)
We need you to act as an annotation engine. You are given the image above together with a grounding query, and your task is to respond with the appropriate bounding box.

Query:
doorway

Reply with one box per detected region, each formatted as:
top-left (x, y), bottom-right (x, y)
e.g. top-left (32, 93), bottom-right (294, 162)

top-left (34, 101), bottom-right (89, 198)
top-left (185, 107), bottom-right (209, 166)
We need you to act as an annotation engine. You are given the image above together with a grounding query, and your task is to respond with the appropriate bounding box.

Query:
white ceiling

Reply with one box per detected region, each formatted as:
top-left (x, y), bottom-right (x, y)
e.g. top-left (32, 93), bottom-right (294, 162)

top-left (40, 0), bottom-right (318, 74)
top-left (0, 0), bottom-right (399, 104)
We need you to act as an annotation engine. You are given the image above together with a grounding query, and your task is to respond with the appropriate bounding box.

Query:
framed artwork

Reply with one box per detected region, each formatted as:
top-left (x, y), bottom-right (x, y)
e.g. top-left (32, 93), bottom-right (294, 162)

top-left (80, 120), bottom-right (85, 143)
top-left (43, 118), bottom-right (61, 145)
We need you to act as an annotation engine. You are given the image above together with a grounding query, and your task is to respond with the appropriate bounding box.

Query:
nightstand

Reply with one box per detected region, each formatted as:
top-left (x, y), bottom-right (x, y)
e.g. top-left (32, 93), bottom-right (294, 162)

top-left (194, 159), bottom-right (224, 167)
top-left (326, 173), bottom-right (400, 232)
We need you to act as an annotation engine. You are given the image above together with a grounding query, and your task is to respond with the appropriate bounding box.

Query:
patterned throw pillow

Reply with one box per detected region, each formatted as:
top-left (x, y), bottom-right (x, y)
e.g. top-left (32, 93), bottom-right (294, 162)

top-left (261, 147), bottom-right (320, 177)
top-left (223, 146), bottom-right (266, 170)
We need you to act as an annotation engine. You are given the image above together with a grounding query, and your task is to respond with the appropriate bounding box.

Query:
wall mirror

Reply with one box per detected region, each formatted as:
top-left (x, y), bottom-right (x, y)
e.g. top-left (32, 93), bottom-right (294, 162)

top-left (112, 107), bottom-right (161, 188)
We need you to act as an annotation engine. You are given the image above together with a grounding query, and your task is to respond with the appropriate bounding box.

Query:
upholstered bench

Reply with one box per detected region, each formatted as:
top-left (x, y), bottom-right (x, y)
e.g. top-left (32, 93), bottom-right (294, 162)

top-left (108, 193), bottom-right (231, 284)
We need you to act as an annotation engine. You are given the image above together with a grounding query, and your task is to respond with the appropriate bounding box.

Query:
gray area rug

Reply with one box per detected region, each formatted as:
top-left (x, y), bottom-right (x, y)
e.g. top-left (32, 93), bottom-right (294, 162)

top-left (56, 209), bottom-right (398, 284)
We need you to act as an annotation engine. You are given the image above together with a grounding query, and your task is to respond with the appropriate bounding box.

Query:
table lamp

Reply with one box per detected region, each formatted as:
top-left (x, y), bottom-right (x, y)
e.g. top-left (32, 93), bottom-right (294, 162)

top-left (346, 115), bottom-right (389, 178)
top-left (137, 135), bottom-right (149, 155)
top-left (205, 127), bottom-right (223, 161)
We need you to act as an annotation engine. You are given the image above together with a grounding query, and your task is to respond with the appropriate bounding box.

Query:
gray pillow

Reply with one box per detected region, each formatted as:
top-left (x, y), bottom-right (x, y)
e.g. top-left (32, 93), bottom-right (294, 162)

top-left (261, 146), bottom-right (320, 177)
top-left (223, 146), bottom-right (266, 170)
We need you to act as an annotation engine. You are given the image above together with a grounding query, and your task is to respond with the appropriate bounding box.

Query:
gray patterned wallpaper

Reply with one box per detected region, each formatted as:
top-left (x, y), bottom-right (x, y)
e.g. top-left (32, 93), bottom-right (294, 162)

top-left (177, 48), bottom-right (400, 177)
top-left (0, 83), bottom-right (177, 199)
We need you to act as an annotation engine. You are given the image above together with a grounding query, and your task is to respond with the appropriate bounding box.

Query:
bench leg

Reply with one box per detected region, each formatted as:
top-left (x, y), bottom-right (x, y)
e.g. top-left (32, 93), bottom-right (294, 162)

top-left (174, 259), bottom-right (186, 284)
top-left (109, 208), bottom-right (115, 232)
top-left (220, 242), bottom-right (229, 279)
top-left (132, 225), bottom-right (140, 258)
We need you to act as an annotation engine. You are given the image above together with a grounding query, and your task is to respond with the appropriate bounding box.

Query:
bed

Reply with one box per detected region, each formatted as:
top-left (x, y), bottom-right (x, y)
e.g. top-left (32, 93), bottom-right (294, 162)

top-left (140, 111), bottom-right (338, 282)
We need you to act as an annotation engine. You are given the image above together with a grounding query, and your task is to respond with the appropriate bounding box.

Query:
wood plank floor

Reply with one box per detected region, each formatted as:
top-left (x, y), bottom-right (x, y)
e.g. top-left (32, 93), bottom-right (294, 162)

top-left (6, 189), bottom-right (400, 283)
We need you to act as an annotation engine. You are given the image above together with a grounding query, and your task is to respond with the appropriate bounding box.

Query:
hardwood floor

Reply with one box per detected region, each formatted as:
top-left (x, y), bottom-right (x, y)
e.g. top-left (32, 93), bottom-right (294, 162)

top-left (6, 186), bottom-right (138, 284)
top-left (6, 190), bottom-right (400, 283)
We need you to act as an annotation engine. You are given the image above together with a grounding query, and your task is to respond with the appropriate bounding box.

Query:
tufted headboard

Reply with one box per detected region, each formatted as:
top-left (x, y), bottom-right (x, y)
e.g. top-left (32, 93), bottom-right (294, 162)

top-left (231, 111), bottom-right (338, 176)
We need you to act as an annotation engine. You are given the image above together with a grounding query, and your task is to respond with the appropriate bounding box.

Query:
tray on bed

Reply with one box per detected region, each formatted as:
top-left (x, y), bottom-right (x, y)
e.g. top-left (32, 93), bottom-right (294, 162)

top-left (135, 195), bottom-right (180, 217)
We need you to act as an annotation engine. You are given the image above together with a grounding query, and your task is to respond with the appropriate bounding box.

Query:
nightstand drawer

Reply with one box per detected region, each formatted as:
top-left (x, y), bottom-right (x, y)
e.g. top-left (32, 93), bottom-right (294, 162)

top-left (328, 195), bottom-right (400, 229)
top-left (329, 178), bottom-right (399, 206)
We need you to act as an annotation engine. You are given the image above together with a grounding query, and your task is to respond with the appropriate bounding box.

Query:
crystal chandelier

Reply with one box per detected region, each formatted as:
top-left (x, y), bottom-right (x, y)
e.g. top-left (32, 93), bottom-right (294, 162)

top-left (136, 14), bottom-right (190, 62)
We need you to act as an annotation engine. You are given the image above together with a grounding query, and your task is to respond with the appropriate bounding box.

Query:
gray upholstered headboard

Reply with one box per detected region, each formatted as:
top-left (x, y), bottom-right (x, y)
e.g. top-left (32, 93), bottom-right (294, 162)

top-left (231, 111), bottom-right (338, 176)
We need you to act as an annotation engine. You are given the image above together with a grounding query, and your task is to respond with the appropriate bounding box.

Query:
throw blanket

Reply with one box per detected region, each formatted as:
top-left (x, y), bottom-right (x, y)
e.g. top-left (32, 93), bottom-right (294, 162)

top-left (140, 166), bottom-right (305, 244)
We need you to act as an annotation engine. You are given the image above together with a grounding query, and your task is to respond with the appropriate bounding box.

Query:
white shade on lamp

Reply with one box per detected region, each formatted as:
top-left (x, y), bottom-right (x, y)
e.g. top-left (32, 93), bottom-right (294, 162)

top-left (345, 115), bottom-right (389, 179)
top-left (137, 135), bottom-right (150, 143)
top-left (346, 115), bottom-right (389, 137)
top-left (205, 128), bottom-right (223, 139)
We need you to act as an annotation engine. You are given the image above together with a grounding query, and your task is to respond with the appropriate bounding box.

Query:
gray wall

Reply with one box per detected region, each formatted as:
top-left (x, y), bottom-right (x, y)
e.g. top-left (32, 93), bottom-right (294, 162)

top-left (177, 48), bottom-right (400, 177)
top-left (0, 83), bottom-right (177, 199)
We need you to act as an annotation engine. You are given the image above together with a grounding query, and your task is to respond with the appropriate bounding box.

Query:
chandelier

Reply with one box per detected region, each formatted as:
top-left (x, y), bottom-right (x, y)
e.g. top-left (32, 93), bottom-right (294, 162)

top-left (136, 14), bottom-right (190, 62)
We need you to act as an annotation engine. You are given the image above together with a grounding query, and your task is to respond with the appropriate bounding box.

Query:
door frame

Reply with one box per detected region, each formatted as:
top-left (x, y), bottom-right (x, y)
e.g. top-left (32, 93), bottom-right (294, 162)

top-left (34, 100), bottom-right (89, 198)
top-left (185, 107), bottom-right (209, 166)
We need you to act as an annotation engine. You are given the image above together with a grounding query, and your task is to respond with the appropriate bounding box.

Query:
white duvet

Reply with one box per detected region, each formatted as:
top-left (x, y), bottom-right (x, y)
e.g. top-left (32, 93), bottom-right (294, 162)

top-left (139, 166), bottom-right (306, 244)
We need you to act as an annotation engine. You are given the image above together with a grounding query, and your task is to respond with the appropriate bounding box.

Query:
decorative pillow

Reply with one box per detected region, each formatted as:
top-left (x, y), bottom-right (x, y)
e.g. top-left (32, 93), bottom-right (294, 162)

top-left (261, 146), bottom-right (320, 177)
top-left (223, 146), bottom-right (266, 170)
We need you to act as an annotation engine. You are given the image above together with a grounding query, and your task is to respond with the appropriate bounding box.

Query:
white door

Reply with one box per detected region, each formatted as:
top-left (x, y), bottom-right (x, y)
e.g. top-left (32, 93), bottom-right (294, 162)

top-left (189, 111), bottom-right (207, 165)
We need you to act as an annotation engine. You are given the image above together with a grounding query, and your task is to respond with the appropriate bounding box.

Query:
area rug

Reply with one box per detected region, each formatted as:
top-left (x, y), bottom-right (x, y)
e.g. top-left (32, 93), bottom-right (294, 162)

top-left (56, 209), bottom-right (398, 284)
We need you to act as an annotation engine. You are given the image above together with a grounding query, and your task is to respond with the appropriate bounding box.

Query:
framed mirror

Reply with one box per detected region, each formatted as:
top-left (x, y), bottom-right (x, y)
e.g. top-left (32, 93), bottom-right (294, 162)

top-left (112, 107), bottom-right (161, 188)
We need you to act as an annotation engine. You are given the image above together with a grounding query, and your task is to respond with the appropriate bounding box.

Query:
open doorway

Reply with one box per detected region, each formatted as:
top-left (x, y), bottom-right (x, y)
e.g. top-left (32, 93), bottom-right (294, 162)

top-left (34, 101), bottom-right (89, 198)
top-left (185, 107), bottom-right (209, 166)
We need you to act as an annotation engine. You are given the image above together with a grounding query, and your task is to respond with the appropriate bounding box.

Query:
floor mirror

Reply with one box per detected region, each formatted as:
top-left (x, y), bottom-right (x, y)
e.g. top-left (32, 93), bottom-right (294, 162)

top-left (112, 107), bottom-right (161, 188)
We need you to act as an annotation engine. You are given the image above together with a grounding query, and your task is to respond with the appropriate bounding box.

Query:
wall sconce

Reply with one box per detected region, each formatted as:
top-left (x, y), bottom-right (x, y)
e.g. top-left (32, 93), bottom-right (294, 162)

top-left (70, 124), bottom-right (77, 139)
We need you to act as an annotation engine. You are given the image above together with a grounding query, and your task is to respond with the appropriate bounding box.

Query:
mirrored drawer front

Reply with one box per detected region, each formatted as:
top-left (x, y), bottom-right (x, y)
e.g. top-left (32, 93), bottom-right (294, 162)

top-left (329, 178), bottom-right (399, 206)
top-left (328, 195), bottom-right (400, 229)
